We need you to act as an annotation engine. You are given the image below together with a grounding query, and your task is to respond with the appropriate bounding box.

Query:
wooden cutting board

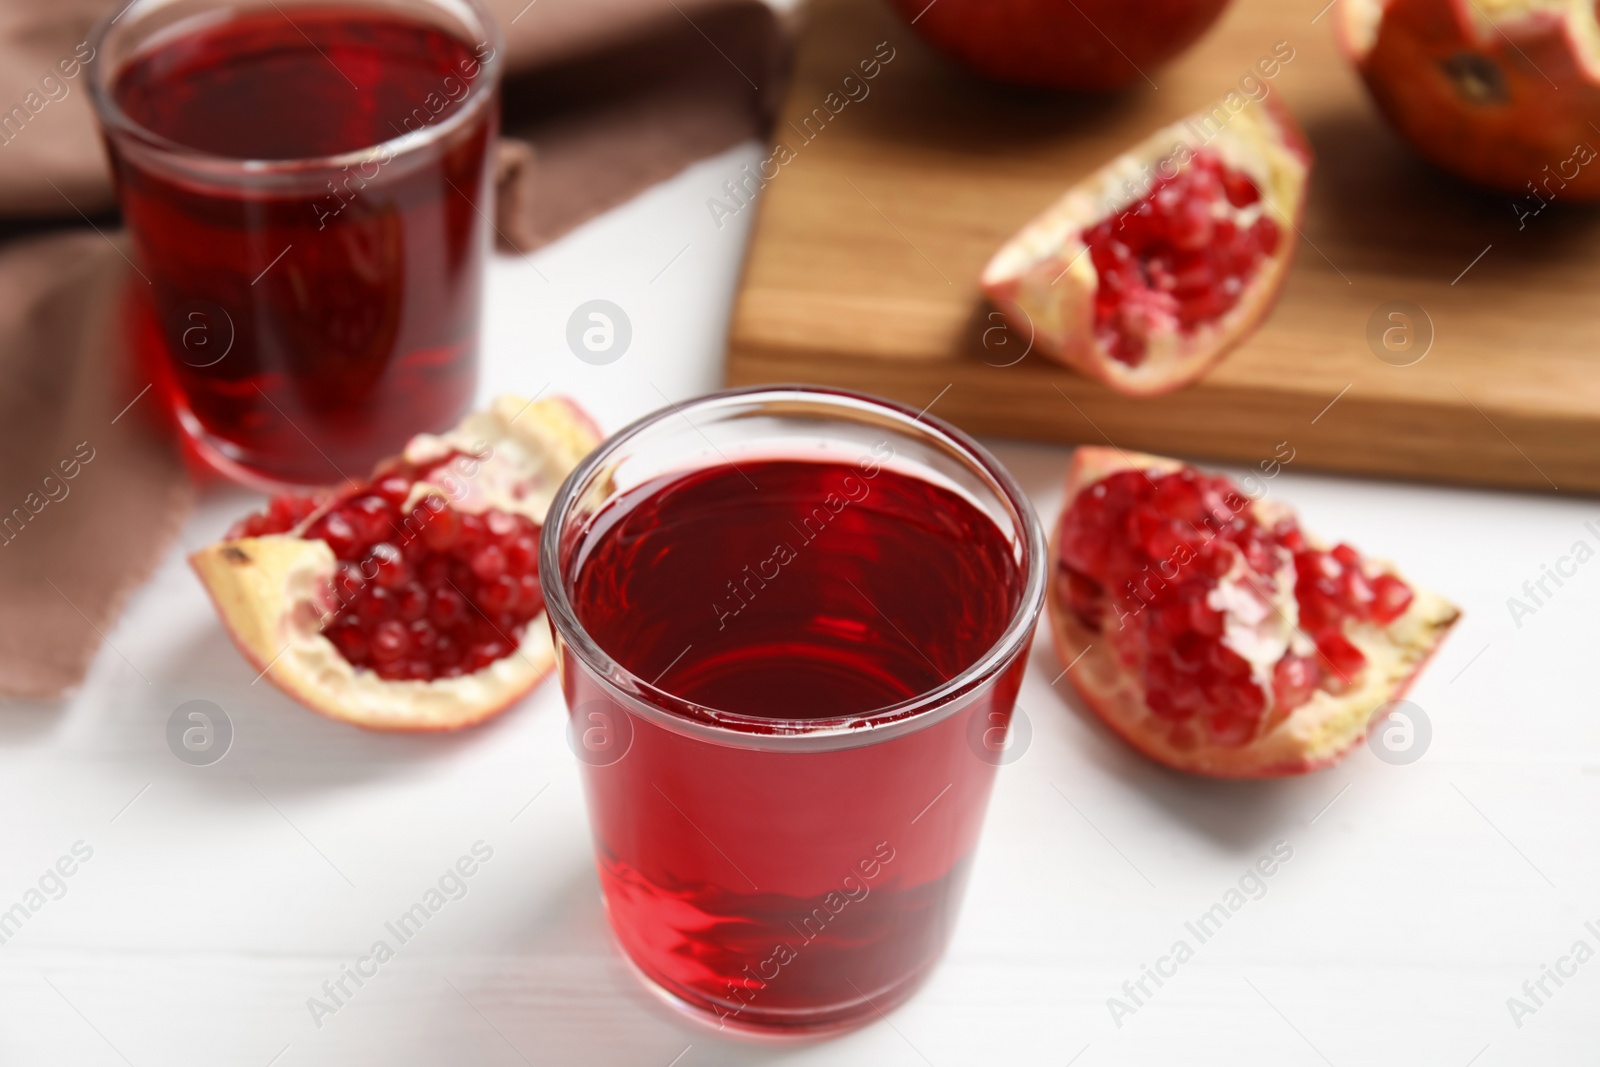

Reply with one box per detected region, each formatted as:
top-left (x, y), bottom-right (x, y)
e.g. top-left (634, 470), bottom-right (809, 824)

top-left (725, 0), bottom-right (1600, 494)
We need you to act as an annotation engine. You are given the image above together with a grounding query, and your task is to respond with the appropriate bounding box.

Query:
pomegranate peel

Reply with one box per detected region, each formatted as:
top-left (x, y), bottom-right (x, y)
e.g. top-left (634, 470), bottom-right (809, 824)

top-left (982, 94), bottom-right (1311, 395)
top-left (1338, 0), bottom-right (1600, 199)
top-left (190, 396), bottom-right (601, 732)
top-left (1049, 447), bottom-right (1458, 777)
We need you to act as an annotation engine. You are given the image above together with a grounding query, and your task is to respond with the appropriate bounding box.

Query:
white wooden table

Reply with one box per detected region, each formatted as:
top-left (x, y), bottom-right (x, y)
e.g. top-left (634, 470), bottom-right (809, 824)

top-left (2, 142), bottom-right (1595, 1066)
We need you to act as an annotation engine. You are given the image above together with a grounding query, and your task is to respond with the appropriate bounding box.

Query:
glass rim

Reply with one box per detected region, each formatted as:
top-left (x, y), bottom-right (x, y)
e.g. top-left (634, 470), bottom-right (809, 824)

top-left (538, 384), bottom-right (1049, 750)
top-left (86, 0), bottom-right (503, 179)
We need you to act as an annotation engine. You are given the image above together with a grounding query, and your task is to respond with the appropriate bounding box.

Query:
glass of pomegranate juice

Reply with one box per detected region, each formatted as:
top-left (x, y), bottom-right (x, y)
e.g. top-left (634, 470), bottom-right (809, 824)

top-left (88, 0), bottom-right (500, 486)
top-left (540, 386), bottom-right (1047, 1032)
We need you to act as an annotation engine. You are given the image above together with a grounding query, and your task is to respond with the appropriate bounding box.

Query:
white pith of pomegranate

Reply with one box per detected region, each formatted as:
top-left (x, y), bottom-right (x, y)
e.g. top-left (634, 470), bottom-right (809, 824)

top-left (982, 94), bottom-right (1311, 396)
top-left (1049, 448), bottom-right (1459, 777)
top-left (190, 396), bottom-right (602, 732)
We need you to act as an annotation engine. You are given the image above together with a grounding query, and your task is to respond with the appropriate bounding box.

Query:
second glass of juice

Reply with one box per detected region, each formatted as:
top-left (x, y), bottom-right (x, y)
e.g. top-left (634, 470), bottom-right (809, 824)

top-left (540, 386), bottom-right (1047, 1033)
top-left (88, 0), bottom-right (500, 487)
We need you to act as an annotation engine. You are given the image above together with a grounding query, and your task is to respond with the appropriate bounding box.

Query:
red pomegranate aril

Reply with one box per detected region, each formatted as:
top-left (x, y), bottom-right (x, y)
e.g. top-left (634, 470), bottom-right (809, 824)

top-left (1189, 599), bottom-right (1223, 637)
top-left (457, 513), bottom-right (486, 554)
top-left (329, 618), bottom-right (367, 661)
top-left (421, 506), bottom-right (461, 551)
top-left (333, 563), bottom-right (363, 602)
top-left (370, 543), bottom-right (408, 589)
top-left (471, 545), bottom-right (507, 581)
top-left (408, 619), bottom-right (437, 650)
top-left (345, 496), bottom-right (394, 546)
top-left (1340, 568), bottom-right (1376, 615)
top-left (428, 587), bottom-right (466, 628)
top-left (1206, 709), bottom-right (1258, 748)
top-left (375, 475), bottom-right (412, 507)
top-left (506, 536), bottom-right (538, 574)
top-left (478, 574), bottom-right (517, 613)
top-left (356, 587), bottom-right (393, 625)
top-left (418, 555), bottom-right (451, 586)
top-left (395, 583), bottom-right (428, 622)
top-left (318, 512), bottom-right (362, 560)
top-left (1222, 169), bottom-right (1260, 208)
top-left (514, 574), bottom-right (540, 614)
top-left (1371, 573), bottom-right (1414, 624)
top-left (474, 640), bottom-right (508, 667)
top-left (1272, 654), bottom-right (1319, 710)
top-left (1316, 632), bottom-right (1366, 687)
top-left (371, 620), bottom-right (410, 662)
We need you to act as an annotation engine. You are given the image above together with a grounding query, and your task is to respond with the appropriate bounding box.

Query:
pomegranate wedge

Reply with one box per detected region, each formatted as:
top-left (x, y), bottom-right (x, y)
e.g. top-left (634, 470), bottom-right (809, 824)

top-left (191, 396), bottom-right (600, 731)
top-left (983, 93), bottom-right (1311, 395)
top-left (1049, 448), bottom-right (1458, 777)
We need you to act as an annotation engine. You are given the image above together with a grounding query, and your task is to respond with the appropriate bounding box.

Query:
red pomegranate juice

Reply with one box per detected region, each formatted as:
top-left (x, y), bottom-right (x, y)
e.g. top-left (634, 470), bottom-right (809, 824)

top-left (108, 8), bottom-right (495, 483)
top-left (566, 457), bottom-right (1026, 1028)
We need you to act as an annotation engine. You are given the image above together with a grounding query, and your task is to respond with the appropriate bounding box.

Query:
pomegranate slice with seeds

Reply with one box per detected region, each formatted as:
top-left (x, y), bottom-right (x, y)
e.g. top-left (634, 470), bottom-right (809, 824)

top-left (190, 396), bottom-right (601, 731)
top-left (982, 93), bottom-right (1311, 395)
top-left (1049, 448), bottom-right (1459, 777)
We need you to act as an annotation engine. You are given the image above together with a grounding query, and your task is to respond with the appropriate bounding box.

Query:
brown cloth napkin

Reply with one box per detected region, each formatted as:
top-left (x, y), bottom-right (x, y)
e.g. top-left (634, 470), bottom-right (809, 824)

top-left (0, 0), bottom-right (790, 698)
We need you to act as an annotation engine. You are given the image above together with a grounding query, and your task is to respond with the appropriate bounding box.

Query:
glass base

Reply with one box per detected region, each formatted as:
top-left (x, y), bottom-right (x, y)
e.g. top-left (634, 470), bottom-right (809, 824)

top-left (612, 927), bottom-right (935, 1038)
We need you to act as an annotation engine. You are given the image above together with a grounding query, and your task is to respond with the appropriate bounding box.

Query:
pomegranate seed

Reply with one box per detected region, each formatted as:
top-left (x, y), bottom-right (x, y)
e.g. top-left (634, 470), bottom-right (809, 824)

top-left (374, 475), bottom-right (412, 507)
top-left (332, 563), bottom-right (364, 603)
top-left (434, 633), bottom-right (460, 667)
top-left (371, 620), bottom-right (410, 662)
top-left (1272, 654), bottom-right (1319, 711)
top-left (457, 513), bottom-right (486, 554)
top-left (408, 619), bottom-right (438, 650)
top-left (395, 583), bottom-right (428, 622)
top-left (319, 512), bottom-right (362, 560)
top-left (421, 506), bottom-right (462, 551)
top-left (369, 543), bottom-right (408, 589)
top-left (329, 619), bottom-right (367, 661)
top-left (1341, 568), bottom-right (1376, 616)
top-left (419, 555), bottom-right (451, 585)
top-left (471, 545), bottom-right (507, 581)
top-left (356, 587), bottom-right (393, 624)
top-left (1189, 599), bottom-right (1223, 637)
top-left (345, 496), bottom-right (394, 546)
top-left (506, 536), bottom-right (538, 575)
top-left (428, 587), bottom-right (466, 628)
top-left (516, 574), bottom-right (542, 614)
top-left (1371, 573), bottom-right (1414, 624)
top-left (1316, 632), bottom-right (1366, 687)
top-left (477, 575), bottom-right (518, 613)
top-left (1172, 633), bottom-right (1209, 672)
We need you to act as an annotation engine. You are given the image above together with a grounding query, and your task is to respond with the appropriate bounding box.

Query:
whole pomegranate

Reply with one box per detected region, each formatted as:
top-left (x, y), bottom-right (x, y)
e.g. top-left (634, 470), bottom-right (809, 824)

top-left (886, 0), bottom-right (1235, 91)
top-left (1337, 0), bottom-right (1600, 199)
